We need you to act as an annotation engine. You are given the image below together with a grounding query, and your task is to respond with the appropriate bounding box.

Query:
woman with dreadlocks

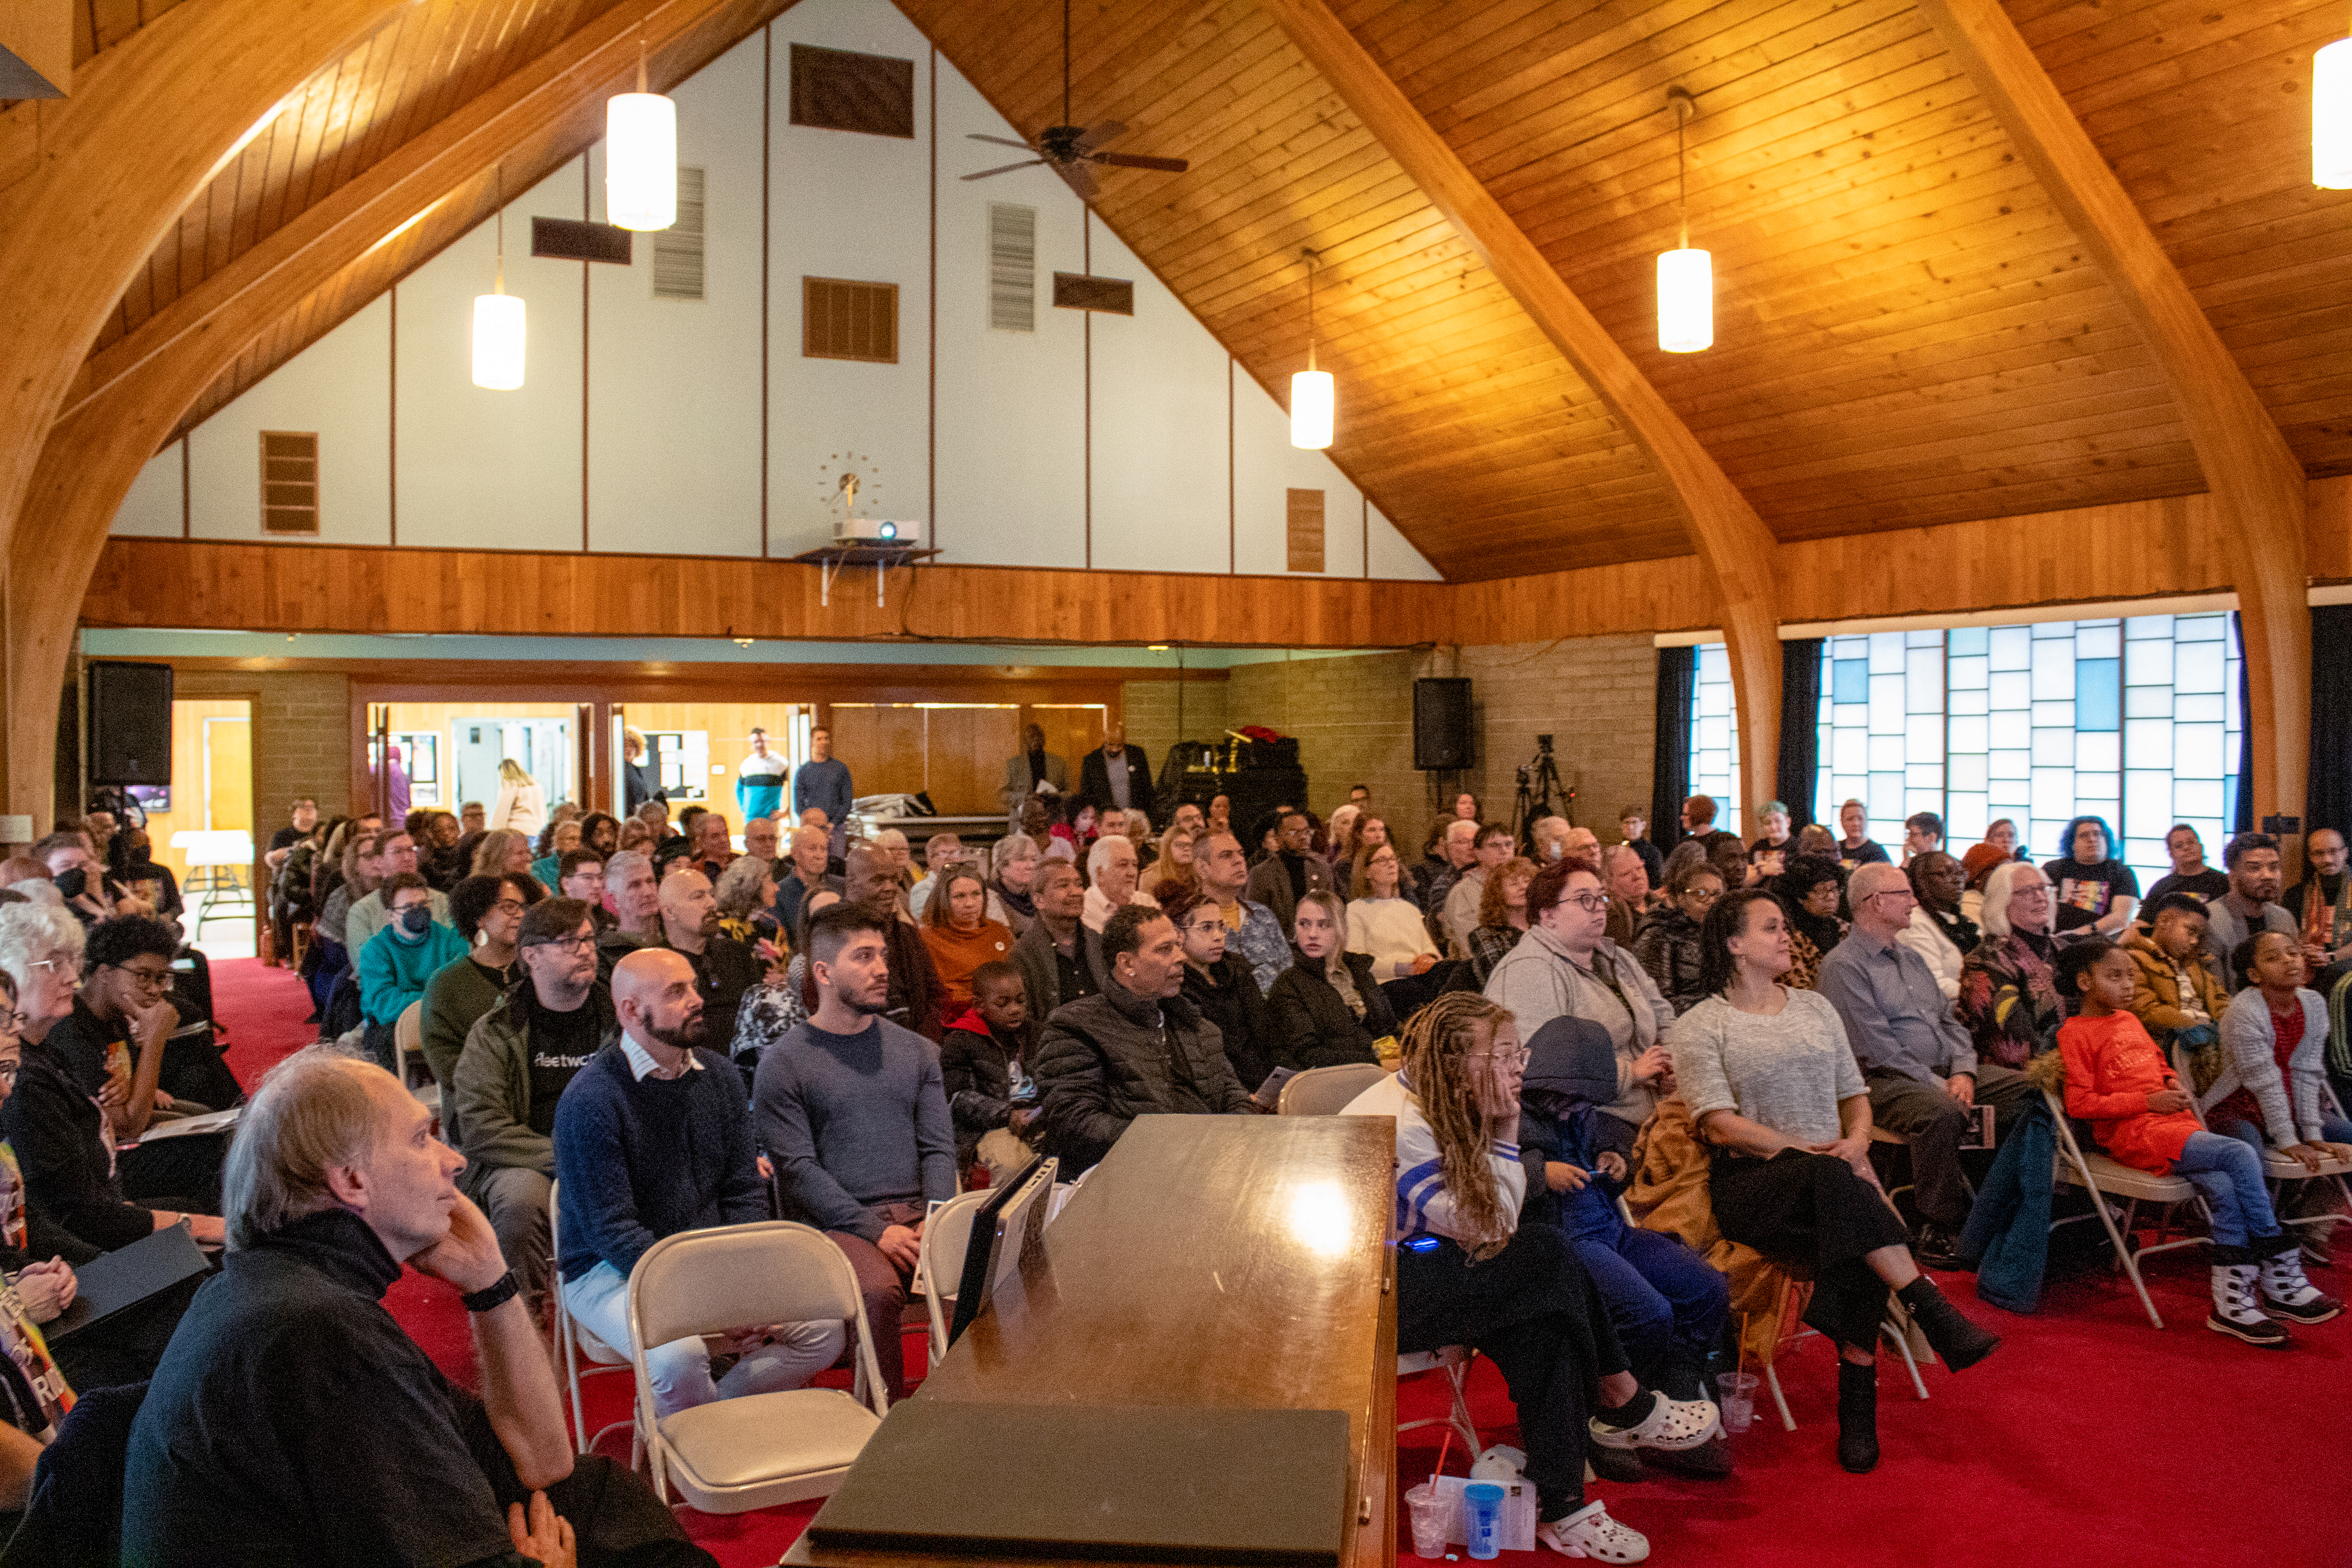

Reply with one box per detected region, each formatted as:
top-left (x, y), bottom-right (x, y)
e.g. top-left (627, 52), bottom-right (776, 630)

top-left (1343, 993), bottom-right (1710, 1563)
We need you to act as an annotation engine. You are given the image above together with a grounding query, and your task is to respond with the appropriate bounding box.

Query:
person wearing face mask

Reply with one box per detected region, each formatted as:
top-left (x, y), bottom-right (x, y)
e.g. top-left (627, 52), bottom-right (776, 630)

top-left (1165, 889), bottom-right (1278, 1097)
top-left (418, 874), bottom-right (539, 1143)
top-left (356, 874), bottom-right (466, 1078)
top-left (1266, 891), bottom-right (1396, 1071)
top-left (1485, 858), bottom-right (1676, 1163)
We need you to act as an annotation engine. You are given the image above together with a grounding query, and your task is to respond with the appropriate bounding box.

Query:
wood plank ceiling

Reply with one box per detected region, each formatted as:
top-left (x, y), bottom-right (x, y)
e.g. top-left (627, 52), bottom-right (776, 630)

top-left (902, 0), bottom-right (2352, 580)
top-left (55, 0), bottom-right (2352, 583)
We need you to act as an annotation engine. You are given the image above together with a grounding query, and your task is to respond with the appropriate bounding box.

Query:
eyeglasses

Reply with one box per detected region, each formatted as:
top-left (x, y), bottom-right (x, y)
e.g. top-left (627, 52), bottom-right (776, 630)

top-left (1468, 1047), bottom-right (1532, 1066)
top-left (492, 900), bottom-right (529, 916)
top-left (526, 934), bottom-right (598, 955)
top-left (109, 964), bottom-right (175, 991)
top-left (1864, 889), bottom-right (1915, 904)
top-left (1683, 886), bottom-right (1724, 902)
top-left (1559, 893), bottom-right (1609, 914)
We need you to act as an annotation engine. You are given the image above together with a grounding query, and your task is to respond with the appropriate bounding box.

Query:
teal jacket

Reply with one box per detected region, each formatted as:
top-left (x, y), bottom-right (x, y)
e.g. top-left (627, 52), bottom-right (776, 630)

top-left (358, 921), bottom-right (469, 1026)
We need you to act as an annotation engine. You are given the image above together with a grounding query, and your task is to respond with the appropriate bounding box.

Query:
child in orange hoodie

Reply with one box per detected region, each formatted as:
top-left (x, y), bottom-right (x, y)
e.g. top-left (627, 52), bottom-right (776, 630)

top-left (2056, 938), bottom-right (2337, 1346)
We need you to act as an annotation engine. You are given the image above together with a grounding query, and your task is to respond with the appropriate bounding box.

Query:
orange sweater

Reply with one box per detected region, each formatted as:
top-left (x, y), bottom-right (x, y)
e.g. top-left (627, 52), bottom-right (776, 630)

top-left (920, 919), bottom-right (1015, 1009)
top-left (2058, 1009), bottom-right (2199, 1174)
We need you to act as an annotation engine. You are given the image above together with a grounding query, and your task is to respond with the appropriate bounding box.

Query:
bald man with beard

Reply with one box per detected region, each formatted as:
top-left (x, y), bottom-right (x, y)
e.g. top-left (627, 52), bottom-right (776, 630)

top-left (642, 868), bottom-right (767, 1059)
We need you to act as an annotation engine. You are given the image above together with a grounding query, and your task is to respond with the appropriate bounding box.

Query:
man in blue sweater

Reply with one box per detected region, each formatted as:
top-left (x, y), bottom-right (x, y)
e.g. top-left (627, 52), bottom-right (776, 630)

top-left (756, 903), bottom-right (956, 1401)
top-left (552, 948), bottom-right (842, 1418)
top-left (791, 725), bottom-right (855, 831)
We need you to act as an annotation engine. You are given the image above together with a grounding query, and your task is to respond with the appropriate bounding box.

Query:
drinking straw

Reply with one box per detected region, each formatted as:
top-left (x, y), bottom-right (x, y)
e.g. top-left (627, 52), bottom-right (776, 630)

top-left (1433, 1427), bottom-right (1453, 1479)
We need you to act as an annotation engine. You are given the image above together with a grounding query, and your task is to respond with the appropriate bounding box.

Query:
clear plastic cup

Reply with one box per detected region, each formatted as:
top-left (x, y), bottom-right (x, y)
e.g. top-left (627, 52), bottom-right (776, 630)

top-left (1404, 1482), bottom-right (1450, 1559)
top-left (1463, 1481), bottom-right (1505, 1561)
top-left (1717, 1371), bottom-right (1759, 1434)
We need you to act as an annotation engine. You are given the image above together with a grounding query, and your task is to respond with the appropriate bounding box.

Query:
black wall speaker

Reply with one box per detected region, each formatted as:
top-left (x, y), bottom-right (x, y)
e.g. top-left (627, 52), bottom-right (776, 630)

top-left (87, 661), bottom-right (173, 787)
top-left (1413, 678), bottom-right (1474, 771)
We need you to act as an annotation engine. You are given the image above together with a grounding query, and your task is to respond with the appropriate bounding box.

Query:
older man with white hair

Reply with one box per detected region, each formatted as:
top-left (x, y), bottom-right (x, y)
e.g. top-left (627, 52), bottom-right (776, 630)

top-left (125, 1049), bottom-right (714, 1566)
top-left (1083, 834), bottom-right (1159, 932)
top-left (1816, 862), bottom-right (2035, 1266)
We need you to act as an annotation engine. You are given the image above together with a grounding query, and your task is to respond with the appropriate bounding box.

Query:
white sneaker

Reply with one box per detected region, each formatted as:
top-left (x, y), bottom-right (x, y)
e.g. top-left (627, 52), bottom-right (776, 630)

top-left (1588, 1389), bottom-right (1720, 1451)
top-left (1539, 1500), bottom-right (1650, 1562)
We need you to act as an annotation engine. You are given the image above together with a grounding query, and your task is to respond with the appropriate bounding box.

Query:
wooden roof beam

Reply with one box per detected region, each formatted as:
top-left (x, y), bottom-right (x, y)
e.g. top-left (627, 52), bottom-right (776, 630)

top-left (1255, 0), bottom-right (1782, 802)
top-left (1914, 0), bottom-right (2312, 833)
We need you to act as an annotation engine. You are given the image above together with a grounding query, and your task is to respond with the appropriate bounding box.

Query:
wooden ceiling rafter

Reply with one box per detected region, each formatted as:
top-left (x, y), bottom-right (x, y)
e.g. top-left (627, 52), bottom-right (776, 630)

top-left (1914, 0), bottom-right (2312, 835)
top-left (1255, 0), bottom-right (1784, 804)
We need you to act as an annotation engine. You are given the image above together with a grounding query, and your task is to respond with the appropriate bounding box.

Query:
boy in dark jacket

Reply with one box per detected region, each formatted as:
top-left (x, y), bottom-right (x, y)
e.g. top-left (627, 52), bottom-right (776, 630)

top-left (1519, 1017), bottom-right (1731, 1472)
top-left (937, 961), bottom-right (1041, 1186)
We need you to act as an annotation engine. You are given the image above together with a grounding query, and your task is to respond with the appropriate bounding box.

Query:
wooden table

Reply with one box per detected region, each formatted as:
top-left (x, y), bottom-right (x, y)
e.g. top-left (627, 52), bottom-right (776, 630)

top-left (787, 1113), bottom-right (1397, 1568)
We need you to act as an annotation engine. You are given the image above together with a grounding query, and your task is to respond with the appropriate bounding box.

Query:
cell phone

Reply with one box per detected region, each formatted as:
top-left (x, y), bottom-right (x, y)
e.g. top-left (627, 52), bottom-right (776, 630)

top-left (1959, 1103), bottom-right (1996, 1150)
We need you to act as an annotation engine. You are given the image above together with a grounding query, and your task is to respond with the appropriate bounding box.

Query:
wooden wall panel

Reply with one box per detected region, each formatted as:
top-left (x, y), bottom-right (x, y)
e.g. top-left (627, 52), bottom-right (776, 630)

top-left (826, 705), bottom-right (926, 804)
top-left (922, 706), bottom-right (1022, 817)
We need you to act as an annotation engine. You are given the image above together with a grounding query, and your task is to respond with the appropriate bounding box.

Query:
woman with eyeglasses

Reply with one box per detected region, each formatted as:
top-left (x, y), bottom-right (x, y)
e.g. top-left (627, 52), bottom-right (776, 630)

top-left (1671, 888), bottom-right (2001, 1475)
top-left (1341, 992), bottom-right (1702, 1563)
top-left (1635, 863), bottom-right (1726, 1016)
top-left (1485, 858), bottom-right (1676, 1164)
top-left (1770, 855), bottom-right (1849, 990)
top-left (417, 874), bottom-right (541, 1147)
top-left (1956, 861), bottom-right (2065, 1071)
top-left (0, 903), bottom-right (225, 1255)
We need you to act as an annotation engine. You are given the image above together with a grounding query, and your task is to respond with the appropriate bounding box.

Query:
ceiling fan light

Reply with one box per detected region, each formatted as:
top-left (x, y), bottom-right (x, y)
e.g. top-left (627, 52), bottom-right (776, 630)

top-left (1656, 247), bottom-right (1713, 354)
top-left (1290, 369), bottom-right (1335, 450)
top-left (471, 291), bottom-right (526, 390)
top-left (2317, 37), bottom-right (2352, 188)
top-left (606, 91), bottom-right (677, 230)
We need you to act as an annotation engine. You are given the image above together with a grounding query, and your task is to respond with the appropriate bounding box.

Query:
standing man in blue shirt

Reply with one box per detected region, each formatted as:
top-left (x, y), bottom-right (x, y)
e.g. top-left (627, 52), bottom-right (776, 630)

top-left (793, 725), bottom-right (855, 833)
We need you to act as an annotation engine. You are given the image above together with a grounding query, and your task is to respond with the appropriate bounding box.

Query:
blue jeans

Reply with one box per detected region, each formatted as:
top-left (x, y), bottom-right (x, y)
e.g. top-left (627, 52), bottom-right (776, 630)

top-left (2209, 1112), bottom-right (2352, 1162)
top-left (2170, 1131), bottom-right (2281, 1250)
top-left (561, 1259), bottom-right (844, 1419)
top-left (1568, 1227), bottom-right (1730, 1389)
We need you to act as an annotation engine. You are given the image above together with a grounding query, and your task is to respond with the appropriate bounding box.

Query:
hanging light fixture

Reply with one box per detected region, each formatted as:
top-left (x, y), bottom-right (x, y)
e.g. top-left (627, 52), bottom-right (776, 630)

top-left (1290, 248), bottom-right (1335, 450)
top-left (1656, 86), bottom-right (1712, 354)
top-left (606, 30), bottom-right (677, 230)
top-left (471, 168), bottom-right (525, 391)
top-left (2317, 20), bottom-right (2352, 187)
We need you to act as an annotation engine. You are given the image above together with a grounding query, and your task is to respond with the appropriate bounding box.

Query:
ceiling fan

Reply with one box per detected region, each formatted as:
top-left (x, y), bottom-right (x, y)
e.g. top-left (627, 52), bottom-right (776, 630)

top-left (961, 0), bottom-right (1188, 203)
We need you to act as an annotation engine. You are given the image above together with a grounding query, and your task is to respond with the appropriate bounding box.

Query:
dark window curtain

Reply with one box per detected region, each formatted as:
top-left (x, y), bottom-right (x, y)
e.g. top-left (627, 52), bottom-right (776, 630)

top-left (2305, 605), bottom-right (2352, 839)
top-left (2234, 612), bottom-right (2255, 834)
top-left (1776, 638), bottom-right (1823, 830)
top-left (1652, 645), bottom-right (1695, 852)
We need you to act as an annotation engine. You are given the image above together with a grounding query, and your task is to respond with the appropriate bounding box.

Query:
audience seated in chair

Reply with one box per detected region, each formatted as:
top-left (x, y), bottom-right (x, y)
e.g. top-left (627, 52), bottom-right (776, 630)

top-left (455, 898), bottom-right (614, 1320)
top-left (1485, 858), bottom-right (1675, 1165)
top-left (1193, 831), bottom-right (1290, 994)
top-left (1436, 824), bottom-right (1516, 959)
top-left (1672, 888), bottom-right (2000, 1475)
top-left (842, 844), bottom-right (948, 1042)
top-left (1245, 811), bottom-right (1337, 941)
top-left (2211, 932), bottom-right (2352, 1198)
top-left (356, 873), bottom-right (466, 1076)
top-left (1166, 888), bottom-right (1278, 1098)
top-left (124, 1050), bottom-right (719, 1567)
top-left (757, 903), bottom-right (959, 1404)
top-left (1519, 1018), bottom-right (1733, 1480)
top-left (642, 868), bottom-right (765, 1054)
top-left (1266, 891), bottom-right (1395, 1071)
top-left (2124, 893), bottom-right (2227, 1065)
top-left (1957, 861), bottom-right (2064, 1073)
top-left (2053, 938), bottom-right (2339, 1345)
top-left (1817, 864), bottom-right (2039, 1268)
top-left (1032, 906), bottom-right (1254, 1174)
top-left (1010, 860), bottom-right (1100, 1025)
top-left (939, 960), bottom-right (1044, 1189)
top-left (2207, 834), bottom-right (2299, 993)
top-left (554, 949), bottom-right (842, 1421)
top-left (1633, 861), bottom-right (1724, 1017)
top-left (345, 831), bottom-right (450, 953)
top-left (418, 874), bottom-right (537, 1139)
top-left (1342, 993), bottom-right (1701, 1560)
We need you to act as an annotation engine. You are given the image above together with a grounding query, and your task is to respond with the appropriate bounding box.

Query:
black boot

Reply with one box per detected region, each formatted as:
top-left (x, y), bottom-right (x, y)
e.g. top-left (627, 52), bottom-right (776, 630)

top-left (1836, 1360), bottom-right (1878, 1474)
top-left (1896, 1275), bottom-right (2001, 1370)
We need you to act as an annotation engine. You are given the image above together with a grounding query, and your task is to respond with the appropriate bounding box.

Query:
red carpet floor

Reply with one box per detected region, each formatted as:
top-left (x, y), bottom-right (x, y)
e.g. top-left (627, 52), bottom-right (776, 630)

top-left (214, 958), bottom-right (2352, 1568)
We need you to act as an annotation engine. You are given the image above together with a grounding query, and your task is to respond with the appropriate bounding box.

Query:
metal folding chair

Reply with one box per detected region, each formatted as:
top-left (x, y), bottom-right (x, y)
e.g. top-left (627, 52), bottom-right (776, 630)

top-left (1277, 1061), bottom-right (1389, 1117)
top-left (2042, 1086), bottom-right (2210, 1329)
top-left (548, 1181), bottom-right (635, 1459)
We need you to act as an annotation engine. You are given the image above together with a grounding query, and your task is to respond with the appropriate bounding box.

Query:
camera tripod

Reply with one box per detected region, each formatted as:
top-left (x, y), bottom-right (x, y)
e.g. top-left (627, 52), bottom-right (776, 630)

top-left (1511, 734), bottom-right (1568, 844)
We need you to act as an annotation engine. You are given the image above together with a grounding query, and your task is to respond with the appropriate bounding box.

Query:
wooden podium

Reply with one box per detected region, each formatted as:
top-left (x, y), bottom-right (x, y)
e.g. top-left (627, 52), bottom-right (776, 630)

top-left (787, 1114), bottom-right (1397, 1568)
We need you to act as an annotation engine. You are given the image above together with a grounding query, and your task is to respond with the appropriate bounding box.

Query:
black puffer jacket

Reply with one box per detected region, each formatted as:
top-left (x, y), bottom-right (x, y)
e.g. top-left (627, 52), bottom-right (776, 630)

top-left (1181, 952), bottom-right (1277, 1097)
top-left (1264, 950), bottom-right (1396, 1071)
top-left (1632, 906), bottom-right (1709, 1015)
top-left (1032, 977), bottom-right (1252, 1172)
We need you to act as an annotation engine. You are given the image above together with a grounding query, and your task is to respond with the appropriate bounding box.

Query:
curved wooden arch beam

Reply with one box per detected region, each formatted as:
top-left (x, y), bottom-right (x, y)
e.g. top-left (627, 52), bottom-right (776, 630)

top-left (4, 0), bottom-right (755, 830)
top-left (1256, 0), bottom-right (1783, 805)
top-left (1914, 0), bottom-right (2311, 831)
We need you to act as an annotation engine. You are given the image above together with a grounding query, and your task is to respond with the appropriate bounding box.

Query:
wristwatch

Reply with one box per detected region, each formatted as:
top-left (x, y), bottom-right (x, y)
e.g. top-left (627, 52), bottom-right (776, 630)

top-left (460, 1271), bottom-right (521, 1313)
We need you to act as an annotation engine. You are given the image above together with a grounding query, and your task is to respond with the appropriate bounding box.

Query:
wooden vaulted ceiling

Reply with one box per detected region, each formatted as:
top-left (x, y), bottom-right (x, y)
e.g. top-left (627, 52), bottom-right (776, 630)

top-left (62, 0), bottom-right (2352, 583)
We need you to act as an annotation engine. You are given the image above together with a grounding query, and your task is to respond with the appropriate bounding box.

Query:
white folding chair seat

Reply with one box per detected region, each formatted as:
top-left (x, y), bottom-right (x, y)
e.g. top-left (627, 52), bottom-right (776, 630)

top-left (1397, 1348), bottom-right (1480, 1455)
top-left (628, 1220), bottom-right (887, 1513)
top-left (393, 1001), bottom-right (438, 1119)
top-left (1279, 1062), bottom-right (1389, 1117)
top-left (915, 1189), bottom-right (993, 1365)
top-left (2043, 1087), bottom-right (2209, 1328)
top-left (548, 1181), bottom-right (633, 1458)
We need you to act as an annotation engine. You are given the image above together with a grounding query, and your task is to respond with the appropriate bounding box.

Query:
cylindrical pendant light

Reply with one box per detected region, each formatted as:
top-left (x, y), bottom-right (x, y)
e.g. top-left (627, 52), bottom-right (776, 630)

top-left (1290, 248), bottom-right (1335, 449)
top-left (1656, 87), bottom-right (1713, 354)
top-left (607, 36), bottom-right (677, 230)
top-left (2317, 29), bottom-right (2352, 188)
top-left (472, 170), bottom-right (526, 390)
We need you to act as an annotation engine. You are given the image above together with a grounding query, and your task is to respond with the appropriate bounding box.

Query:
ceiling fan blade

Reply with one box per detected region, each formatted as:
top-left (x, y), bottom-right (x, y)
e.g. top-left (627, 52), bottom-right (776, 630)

top-left (1091, 151), bottom-right (1188, 173)
top-left (1073, 119), bottom-right (1127, 153)
top-left (966, 133), bottom-right (1035, 151)
top-left (1056, 160), bottom-right (1100, 202)
top-left (962, 159), bottom-right (1048, 181)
